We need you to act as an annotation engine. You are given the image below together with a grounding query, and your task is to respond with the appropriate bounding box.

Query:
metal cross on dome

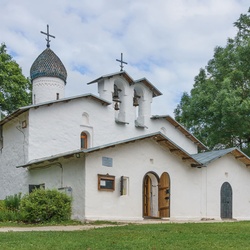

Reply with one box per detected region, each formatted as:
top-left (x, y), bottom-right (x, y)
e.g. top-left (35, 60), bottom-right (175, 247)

top-left (116, 53), bottom-right (128, 71)
top-left (41, 24), bottom-right (55, 48)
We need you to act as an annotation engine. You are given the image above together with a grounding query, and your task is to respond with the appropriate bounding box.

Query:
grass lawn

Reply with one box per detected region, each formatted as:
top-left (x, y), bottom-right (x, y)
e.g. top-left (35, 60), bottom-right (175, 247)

top-left (0, 221), bottom-right (250, 249)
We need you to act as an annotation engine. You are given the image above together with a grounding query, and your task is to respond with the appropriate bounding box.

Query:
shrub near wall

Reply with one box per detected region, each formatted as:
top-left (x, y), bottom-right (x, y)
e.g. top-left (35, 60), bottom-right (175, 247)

top-left (20, 189), bottom-right (71, 223)
top-left (0, 194), bottom-right (24, 222)
top-left (0, 200), bottom-right (5, 211)
top-left (4, 193), bottom-right (21, 210)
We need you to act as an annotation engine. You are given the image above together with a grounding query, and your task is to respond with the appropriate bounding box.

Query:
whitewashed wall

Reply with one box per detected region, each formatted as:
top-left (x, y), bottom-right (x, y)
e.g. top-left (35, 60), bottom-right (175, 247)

top-left (25, 137), bottom-right (202, 221)
top-left (0, 112), bottom-right (29, 198)
top-left (27, 97), bottom-right (197, 161)
top-left (27, 156), bottom-right (86, 221)
top-left (204, 155), bottom-right (250, 220)
top-left (24, 136), bottom-right (250, 221)
top-left (84, 139), bottom-right (202, 221)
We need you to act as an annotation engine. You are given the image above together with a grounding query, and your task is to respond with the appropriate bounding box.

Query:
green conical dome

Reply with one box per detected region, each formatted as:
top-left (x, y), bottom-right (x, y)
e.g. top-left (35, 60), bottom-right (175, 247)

top-left (30, 48), bottom-right (67, 83)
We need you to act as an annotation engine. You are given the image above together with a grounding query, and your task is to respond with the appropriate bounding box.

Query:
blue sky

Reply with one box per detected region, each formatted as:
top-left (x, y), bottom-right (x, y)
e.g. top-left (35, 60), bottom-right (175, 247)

top-left (0, 0), bottom-right (249, 115)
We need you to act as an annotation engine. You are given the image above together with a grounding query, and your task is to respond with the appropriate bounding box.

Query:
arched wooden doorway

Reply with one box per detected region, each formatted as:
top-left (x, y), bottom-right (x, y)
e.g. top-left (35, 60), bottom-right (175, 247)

top-left (159, 172), bottom-right (170, 218)
top-left (143, 172), bottom-right (159, 218)
top-left (221, 182), bottom-right (232, 219)
top-left (143, 172), bottom-right (170, 218)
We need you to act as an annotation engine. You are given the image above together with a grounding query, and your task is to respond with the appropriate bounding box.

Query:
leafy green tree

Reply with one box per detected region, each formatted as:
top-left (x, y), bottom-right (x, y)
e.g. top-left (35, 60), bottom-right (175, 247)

top-left (0, 43), bottom-right (31, 115)
top-left (175, 9), bottom-right (250, 155)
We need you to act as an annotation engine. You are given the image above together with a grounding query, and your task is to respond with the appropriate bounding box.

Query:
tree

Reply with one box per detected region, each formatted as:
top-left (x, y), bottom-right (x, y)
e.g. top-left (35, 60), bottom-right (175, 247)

top-left (0, 43), bottom-right (31, 116)
top-left (175, 8), bottom-right (250, 155)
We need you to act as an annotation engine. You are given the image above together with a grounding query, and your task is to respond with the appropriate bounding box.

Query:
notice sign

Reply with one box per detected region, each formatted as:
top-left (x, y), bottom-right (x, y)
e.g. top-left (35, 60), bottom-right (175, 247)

top-left (102, 157), bottom-right (113, 167)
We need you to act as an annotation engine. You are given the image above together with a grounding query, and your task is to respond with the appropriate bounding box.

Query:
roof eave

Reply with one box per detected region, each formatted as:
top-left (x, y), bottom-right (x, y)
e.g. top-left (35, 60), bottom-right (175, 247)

top-left (0, 94), bottom-right (111, 126)
top-left (192, 147), bottom-right (250, 167)
top-left (87, 71), bottom-right (134, 85)
top-left (151, 115), bottom-right (208, 151)
top-left (134, 78), bottom-right (162, 97)
top-left (16, 132), bottom-right (203, 169)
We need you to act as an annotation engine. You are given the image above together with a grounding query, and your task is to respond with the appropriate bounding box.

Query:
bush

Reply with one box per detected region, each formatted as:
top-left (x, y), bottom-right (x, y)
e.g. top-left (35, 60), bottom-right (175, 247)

top-left (0, 200), bottom-right (5, 211)
top-left (4, 193), bottom-right (21, 211)
top-left (20, 189), bottom-right (71, 223)
top-left (0, 194), bottom-right (24, 222)
top-left (0, 209), bottom-right (24, 222)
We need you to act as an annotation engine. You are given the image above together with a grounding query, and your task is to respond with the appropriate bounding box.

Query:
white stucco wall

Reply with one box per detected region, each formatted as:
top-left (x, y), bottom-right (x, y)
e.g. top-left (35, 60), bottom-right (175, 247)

top-left (204, 155), bottom-right (250, 220)
top-left (0, 90), bottom-right (198, 205)
top-left (24, 137), bottom-right (202, 221)
top-left (83, 139), bottom-right (202, 221)
top-left (95, 75), bottom-right (198, 154)
top-left (0, 112), bottom-right (29, 198)
top-left (27, 95), bottom-right (197, 161)
top-left (20, 134), bottom-right (250, 222)
top-left (27, 156), bottom-right (86, 221)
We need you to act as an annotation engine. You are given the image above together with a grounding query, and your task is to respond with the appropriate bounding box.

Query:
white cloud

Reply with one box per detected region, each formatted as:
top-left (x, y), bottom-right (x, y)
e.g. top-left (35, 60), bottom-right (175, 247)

top-left (0, 0), bottom-right (249, 115)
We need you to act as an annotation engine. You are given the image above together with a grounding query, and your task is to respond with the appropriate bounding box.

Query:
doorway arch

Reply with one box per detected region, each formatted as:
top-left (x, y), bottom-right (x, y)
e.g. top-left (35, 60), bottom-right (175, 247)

top-left (221, 182), bottom-right (233, 219)
top-left (143, 172), bottom-right (159, 217)
top-left (143, 172), bottom-right (171, 218)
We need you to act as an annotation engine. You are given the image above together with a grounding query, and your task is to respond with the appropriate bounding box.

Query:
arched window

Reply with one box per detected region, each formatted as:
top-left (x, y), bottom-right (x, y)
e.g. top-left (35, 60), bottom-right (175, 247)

top-left (80, 132), bottom-right (88, 149)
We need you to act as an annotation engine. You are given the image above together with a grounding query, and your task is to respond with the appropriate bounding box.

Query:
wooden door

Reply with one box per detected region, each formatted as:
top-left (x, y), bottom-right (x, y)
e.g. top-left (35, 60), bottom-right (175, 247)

top-left (159, 172), bottom-right (170, 217)
top-left (143, 175), bottom-right (152, 216)
top-left (221, 182), bottom-right (232, 219)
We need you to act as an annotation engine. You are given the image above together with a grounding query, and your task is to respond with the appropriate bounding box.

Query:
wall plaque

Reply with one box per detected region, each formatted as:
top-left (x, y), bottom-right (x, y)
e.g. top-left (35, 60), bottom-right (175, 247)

top-left (102, 157), bottom-right (113, 167)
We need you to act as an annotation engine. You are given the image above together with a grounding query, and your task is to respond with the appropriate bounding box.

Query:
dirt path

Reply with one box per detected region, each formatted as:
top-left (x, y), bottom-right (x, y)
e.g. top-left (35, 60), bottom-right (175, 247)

top-left (0, 219), bottom-right (226, 232)
top-left (0, 224), bottom-right (124, 232)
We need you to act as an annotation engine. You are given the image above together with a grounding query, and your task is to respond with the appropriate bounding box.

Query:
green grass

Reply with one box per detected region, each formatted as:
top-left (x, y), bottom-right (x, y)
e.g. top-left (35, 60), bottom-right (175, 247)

top-left (0, 221), bottom-right (250, 249)
top-left (0, 220), bottom-right (83, 227)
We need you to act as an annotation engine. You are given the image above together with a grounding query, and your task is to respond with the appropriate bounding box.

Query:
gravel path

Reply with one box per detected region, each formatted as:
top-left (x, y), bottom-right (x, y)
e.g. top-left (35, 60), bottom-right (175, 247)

top-left (0, 224), bottom-right (123, 232)
top-left (0, 219), bottom-right (227, 232)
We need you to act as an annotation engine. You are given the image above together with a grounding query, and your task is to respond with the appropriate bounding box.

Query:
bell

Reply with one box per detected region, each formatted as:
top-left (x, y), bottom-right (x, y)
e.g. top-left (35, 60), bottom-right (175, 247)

top-left (113, 94), bottom-right (120, 102)
top-left (113, 85), bottom-right (120, 102)
top-left (133, 97), bottom-right (139, 107)
top-left (114, 102), bottom-right (120, 110)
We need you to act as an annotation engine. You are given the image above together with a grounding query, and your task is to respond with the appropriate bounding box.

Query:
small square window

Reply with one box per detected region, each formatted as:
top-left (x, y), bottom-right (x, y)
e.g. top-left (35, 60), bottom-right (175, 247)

top-left (98, 174), bottom-right (115, 191)
top-left (29, 183), bottom-right (45, 193)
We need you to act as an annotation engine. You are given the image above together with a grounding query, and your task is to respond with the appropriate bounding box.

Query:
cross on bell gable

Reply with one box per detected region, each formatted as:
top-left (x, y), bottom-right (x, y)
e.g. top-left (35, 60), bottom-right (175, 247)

top-left (116, 53), bottom-right (128, 71)
top-left (41, 24), bottom-right (55, 48)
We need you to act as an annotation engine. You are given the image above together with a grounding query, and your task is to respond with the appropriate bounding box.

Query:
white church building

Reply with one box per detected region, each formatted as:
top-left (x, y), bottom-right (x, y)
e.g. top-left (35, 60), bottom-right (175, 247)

top-left (1, 28), bottom-right (250, 221)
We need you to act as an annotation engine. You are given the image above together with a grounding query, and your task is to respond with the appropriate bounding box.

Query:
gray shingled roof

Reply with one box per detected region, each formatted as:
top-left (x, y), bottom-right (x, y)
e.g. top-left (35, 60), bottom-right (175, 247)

top-left (191, 148), bottom-right (250, 166)
top-left (30, 48), bottom-right (67, 83)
